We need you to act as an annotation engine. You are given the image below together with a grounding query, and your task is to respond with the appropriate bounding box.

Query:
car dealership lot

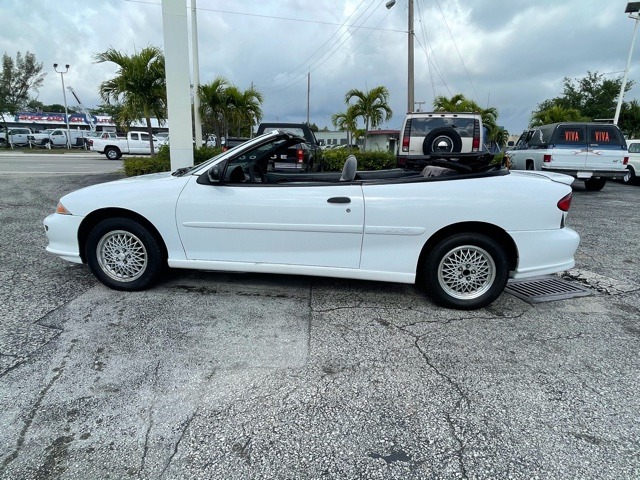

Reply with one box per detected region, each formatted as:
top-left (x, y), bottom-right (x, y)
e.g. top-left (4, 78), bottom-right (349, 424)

top-left (0, 172), bottom-right (638, 479)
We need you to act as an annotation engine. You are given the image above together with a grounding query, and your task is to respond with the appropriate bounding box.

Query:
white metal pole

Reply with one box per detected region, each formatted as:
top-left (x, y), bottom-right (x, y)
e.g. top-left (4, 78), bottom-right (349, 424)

top-left (614, 14), bottom-right (640, 125)
top-left (162, 0), bottom-right (195, 169)
top-left (60, 73), bottom-right (71, 148)
top-left (191, 0), bottom-right (203, 147)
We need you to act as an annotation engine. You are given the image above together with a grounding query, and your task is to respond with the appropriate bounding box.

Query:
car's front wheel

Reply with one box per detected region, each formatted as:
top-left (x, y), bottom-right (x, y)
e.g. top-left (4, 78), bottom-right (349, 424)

top-left (85, 218), bottom-right (164, 291)
top-left (423, 233), bottom-right (509, 309)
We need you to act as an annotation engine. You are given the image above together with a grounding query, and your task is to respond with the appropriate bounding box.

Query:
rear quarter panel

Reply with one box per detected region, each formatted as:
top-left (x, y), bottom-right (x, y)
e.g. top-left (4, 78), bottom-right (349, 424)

top-left (360, 172), bottom-right (571, 275)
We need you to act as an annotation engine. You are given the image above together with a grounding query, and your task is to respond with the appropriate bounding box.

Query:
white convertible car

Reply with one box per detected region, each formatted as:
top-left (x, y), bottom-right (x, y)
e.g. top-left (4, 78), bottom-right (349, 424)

top-left (44, 130), bottom-right (580, 310)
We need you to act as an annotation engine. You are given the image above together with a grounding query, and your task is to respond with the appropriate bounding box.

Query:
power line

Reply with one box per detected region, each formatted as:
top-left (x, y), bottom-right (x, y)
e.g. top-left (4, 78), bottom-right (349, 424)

top-left (125, 0), bottom-right (404, 33)
top-left (433, 0), bottom-right (478, 101)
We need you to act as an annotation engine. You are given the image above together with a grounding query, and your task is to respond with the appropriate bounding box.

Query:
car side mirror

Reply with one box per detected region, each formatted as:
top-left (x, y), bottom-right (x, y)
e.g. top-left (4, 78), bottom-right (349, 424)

top-left (208, 164), bottom-right (222, 183)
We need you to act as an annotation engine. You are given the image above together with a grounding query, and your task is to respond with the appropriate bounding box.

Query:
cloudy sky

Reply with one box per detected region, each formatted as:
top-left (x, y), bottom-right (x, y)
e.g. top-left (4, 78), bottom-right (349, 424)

top-left (1, 0), bottom-right (639, 134)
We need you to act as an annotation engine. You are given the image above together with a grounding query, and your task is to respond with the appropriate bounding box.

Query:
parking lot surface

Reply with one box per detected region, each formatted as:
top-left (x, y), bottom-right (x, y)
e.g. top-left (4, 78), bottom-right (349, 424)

top-left (0, 172), bottom-right (638, 479)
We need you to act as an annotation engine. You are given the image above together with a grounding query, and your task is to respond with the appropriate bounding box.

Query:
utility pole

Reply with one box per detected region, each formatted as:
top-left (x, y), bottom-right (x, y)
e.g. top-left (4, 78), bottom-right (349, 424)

top-left (307, 71), bottom-right (310, 125)
top-left (414, 101), bottom-right (425, 112)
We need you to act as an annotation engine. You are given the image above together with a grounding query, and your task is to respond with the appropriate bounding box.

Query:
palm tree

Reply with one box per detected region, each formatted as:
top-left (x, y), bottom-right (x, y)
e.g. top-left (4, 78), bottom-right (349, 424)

top-left (345, 86), bottom-right (392, 150)
top-left (530, 105), bottom-right (585, 127)
top-left (199, 77), bottom-right (263, 140)
top-left (94, 46), bottom-right (166, 156)
top-left (433, 94), bottom-right (499, 133)
top-left (331, 105), bottom-right (359, 145)
top-left (225, 85), bottom-right (263, 137)
top-left (198, 76), bottom-right (231, 142)
top-left (432, 94), bottom-right (469, 112)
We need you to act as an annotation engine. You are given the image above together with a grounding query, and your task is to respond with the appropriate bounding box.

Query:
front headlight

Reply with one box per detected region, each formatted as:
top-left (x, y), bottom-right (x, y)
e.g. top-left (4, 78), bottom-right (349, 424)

top-left (56, 202), bottom-right (71, 215)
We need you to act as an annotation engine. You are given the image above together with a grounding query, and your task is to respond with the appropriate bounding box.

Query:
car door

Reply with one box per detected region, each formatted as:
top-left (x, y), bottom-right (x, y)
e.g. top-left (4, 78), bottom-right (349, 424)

top-left (50, 130), bottom-right (68, 146)
top-left (550, 125), bottom-right (587, 169)
top-left (175, 179), bottom-right (364, 268)
top-left (586, 124), bottom-right (627, 171)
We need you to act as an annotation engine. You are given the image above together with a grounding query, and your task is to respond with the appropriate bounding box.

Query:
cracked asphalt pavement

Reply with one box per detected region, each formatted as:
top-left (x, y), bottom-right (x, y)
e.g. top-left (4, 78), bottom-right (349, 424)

top-left (0, 173), bottom-right (638, 479)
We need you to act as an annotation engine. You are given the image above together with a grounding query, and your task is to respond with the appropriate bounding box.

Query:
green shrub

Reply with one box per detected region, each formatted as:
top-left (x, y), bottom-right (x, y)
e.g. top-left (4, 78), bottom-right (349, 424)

top-left (123, 156), bottom-right (170, 176)
top-left (123, 145), bottom-right (223, 177)
top-left (322, 150), bottom-right (396, 171)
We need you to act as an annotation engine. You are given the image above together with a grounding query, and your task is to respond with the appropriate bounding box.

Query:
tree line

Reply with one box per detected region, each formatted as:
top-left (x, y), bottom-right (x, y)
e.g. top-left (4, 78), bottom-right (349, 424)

top-left (3, 48), bottom-right (640, 155)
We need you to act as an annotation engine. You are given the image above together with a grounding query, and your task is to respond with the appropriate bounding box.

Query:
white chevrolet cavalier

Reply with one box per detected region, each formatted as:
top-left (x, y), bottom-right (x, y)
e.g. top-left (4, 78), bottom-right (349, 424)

top-left (44, 130), bottom-right (580, 310)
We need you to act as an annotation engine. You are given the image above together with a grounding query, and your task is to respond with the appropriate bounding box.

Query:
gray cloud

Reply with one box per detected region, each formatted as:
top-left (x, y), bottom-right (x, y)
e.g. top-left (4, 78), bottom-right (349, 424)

top-left (1, 0), bottom-right (637, 134)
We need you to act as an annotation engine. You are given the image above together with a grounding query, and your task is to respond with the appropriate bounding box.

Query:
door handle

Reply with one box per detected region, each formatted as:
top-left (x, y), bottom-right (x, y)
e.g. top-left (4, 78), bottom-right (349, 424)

top-left (327, 197), bottom-right (351, 204)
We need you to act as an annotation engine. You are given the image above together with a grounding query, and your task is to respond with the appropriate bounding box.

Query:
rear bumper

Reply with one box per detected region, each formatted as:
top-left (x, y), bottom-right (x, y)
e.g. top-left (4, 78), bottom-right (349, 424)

top-left (541, 167), bottom-right (629, 180)
top-left (510, 227), bottom-right (580, 279)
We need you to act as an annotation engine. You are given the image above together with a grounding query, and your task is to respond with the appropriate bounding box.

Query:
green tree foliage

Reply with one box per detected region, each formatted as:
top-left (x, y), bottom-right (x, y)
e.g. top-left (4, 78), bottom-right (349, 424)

top-left (339, 86), bottom-right (392, 151)
top-left (432, 94), bottom-right (507, 147)
top-left (529, 71), bottom-right (636, 134)
top-left (198, 76), bottom-right (263, 142)
top-left (530, 103), bottom-right (586, 126)
top-left (0, 51), bottom-right (45, 145)
top-left (0, 51), bottom-right (45, 114)
top-left (619, 99), bottom-right (640, 139)
top-left (94, 46), bottom-right (166, 156)
top-left (331, 105), bottom-right (359, 146)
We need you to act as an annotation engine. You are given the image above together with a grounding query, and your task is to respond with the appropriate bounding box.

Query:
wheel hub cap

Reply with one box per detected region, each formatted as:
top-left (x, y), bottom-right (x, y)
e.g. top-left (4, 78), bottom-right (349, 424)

top-left (438, 245), bottom-right (496, 300)
top-left (97, 230), bottom-right (147, 282)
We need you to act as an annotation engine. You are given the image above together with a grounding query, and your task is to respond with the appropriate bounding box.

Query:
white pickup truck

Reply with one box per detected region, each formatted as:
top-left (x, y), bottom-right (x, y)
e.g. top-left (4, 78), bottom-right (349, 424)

top-left (27, 128), bottom-right (87, 148)
top-left (0, 127), bottom-right (33, 146)
top-left (91, 131), bottom-right (165, 160)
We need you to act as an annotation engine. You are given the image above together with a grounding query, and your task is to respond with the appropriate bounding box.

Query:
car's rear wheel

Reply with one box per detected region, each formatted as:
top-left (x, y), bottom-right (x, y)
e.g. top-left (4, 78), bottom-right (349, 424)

top-left (423, 233), bottom-right (509, 309)
top-left (422, 127), bottom-right (463, 155)
top-left (584, 177), bottom-right (606, 191)
top-left (622, 167), bottom-right (636, 185)
top-left (105, 147), bottom-right (121, 160)
top-left (86, 218), bottom-right (164, 291)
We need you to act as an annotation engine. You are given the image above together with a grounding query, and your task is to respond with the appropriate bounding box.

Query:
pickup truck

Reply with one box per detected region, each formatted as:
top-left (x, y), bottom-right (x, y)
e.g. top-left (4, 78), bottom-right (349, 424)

top-left (256, 123), bottom-right (324, 172)
top-left (27, 128), bottom-right (88, 148)
top-left (91, 131), bottom-right (165, 160)
top-left (1, 127), bottom-right (33, 146)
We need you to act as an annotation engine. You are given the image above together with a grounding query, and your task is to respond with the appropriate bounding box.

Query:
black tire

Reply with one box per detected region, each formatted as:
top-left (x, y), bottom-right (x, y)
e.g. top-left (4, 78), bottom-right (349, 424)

top-left (422, 233), bottom-right (509, 310)
top-left (526, 160), bottom-right (535, 170)
top-left (85, 218), bottom-right (165, 291)
top-left (622, 167), bottom-right (636, 185)
top-left (105, 147), bottom-right (121, 160)
top-left (422, 127), bottom-right (463, 155)
top-left (584, 177), bottom-right (606, 191)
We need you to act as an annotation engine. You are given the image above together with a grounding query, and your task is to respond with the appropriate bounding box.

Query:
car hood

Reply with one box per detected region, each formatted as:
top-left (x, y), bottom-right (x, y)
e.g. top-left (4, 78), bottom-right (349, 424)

top-left (60, 171), bottom-right (190, 216)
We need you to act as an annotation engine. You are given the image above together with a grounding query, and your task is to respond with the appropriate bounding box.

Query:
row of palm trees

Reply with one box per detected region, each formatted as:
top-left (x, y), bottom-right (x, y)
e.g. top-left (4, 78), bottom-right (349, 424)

top-left (94, 45), bottom-right (508, 156)
top-left (94, 46), bottom-right (262, 156)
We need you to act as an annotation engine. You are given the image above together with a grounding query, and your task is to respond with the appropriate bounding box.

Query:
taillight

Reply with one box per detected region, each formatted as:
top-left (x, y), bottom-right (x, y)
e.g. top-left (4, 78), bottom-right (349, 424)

top-left (557, 192), bottom-right (572, 212)
top-left (472, 120), bottom-right (480, 151)
top-left (543, 154), bottom-right (552, 163)
top-left (401, 119), bottom-right (411, 152)
top-left (623, 156), bottom-right (629, 165)
top-left (402, 136), bottom-right (410, 152)
top-left (297, 149), bottom-right (304, 163)
top-left (88, 140), bottom-right (93, 146)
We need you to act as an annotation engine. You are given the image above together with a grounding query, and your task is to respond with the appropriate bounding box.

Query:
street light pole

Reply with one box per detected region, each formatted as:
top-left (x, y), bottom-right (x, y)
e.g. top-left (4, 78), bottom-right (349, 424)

top-left (614, 2), bottom-right (640, 125)
top-left (386, 0), bottom-right (415, 113)
top-left (53, 63), bottom-right (72, 148)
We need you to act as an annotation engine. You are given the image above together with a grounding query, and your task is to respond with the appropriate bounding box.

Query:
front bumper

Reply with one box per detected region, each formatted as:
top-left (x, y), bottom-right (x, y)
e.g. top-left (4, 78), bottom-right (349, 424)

top-left (43, 213), bottom-right (84, 264)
